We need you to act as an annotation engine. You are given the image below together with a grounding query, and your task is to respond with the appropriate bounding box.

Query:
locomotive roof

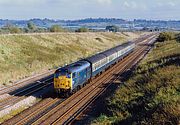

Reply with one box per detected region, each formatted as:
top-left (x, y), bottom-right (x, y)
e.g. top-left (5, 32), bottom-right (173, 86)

top-left (57, 61), bottom-right (90, 73)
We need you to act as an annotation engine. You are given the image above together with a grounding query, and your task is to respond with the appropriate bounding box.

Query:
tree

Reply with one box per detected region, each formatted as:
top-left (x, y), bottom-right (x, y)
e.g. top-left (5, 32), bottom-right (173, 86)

top-left (175, 33), bottom-right (180, 43)
top-left (106, 25), bottom-right (119, 32)
top-left (9, 26), bottom-right (22, 33)
top-left (27, 22), bottom-right (36, 31)
top-left (4, 24), bottom-right (22, 34)
top-left (50, 25), bottom-right (63, 32)
top-left (75, 27), bottom-right (89, 32)
top-left (157, 32), bottom-right (175, 42)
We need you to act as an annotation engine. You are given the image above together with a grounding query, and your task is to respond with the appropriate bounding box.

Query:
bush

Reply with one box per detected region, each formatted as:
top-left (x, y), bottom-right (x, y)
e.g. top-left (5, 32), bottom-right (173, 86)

top-left (175, 33), bottom-right (180, 43)
top-left (9, 26), bottom-right (22, 34)
top-left (75, 27), bottom-right (89, 32)
top-left (50, 25), bottom-right (64, 32)
top-left (106, 25), bottom-right (119, 32)
top-left (157, 32), bottom-right (175, 42)
top-left (27, 22), bottom-right (37, 31)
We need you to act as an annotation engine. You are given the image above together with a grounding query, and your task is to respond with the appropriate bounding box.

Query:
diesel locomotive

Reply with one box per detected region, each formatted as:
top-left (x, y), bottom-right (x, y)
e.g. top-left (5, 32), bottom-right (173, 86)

top-left (54, 42), bottom-right (135, 97)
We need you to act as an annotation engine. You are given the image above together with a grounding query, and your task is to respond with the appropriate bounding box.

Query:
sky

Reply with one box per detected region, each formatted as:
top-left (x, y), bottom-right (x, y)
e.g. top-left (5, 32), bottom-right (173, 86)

top-left (0, 0), bottom-right (180, 20)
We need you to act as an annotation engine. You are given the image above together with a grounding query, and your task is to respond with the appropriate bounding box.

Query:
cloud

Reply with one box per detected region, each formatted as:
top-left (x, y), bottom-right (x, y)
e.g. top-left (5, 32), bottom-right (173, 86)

top-left (168, 1), bottom-right (176, 7)
top-left (0, 0), bottom-right (44, 5)
top-left (123, 1), bottom-right (130, 8)
top-left (123, 1), bottom-right (138, 9)
top-left (96, 0), bottom-right (112, 5)
top-left (0, 0), bottom-right (180, 20)
top-left (156, 1), bottom-right (177, 8)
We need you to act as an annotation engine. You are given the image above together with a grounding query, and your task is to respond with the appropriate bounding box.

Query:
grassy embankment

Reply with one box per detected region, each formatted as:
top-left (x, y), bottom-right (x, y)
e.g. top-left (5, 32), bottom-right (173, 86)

top-left (94, 32), bottom-right (180, 125)
top-left (0, 32), bottom-right (140, 86)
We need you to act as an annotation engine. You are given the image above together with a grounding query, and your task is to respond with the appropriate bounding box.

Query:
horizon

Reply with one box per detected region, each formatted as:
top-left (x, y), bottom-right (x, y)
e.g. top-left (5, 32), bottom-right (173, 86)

top-left (0, 18), bottom-right (180, 22)
top-left (0, 0), bottom-right (180, 20)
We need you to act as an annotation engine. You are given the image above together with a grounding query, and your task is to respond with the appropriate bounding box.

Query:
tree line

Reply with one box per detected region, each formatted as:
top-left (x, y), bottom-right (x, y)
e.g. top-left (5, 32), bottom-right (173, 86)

top-left (0, 21), bottom-right (122, 34)
top-left (0, 22), bottom-right (94, 34)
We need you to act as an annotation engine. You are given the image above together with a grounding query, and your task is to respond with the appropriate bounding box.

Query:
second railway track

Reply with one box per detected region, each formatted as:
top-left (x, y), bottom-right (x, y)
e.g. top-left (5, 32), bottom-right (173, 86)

top-left (0, 77), bottom-right (53, 111)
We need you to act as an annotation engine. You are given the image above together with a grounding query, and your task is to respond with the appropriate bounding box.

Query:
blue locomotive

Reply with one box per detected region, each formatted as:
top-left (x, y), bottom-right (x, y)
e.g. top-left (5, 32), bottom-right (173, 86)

top-left (54, 42), bottom-right (135, 97)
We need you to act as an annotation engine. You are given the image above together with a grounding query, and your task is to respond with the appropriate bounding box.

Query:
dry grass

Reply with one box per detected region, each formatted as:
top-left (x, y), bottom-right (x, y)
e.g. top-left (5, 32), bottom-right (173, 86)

top-left (0, 32), bottom-right (140, 86)
top-left (0, 106), bottom-right (26, 123)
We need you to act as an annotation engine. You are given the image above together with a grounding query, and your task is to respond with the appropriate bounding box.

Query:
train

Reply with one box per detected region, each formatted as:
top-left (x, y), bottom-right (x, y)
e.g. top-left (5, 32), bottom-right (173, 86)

top-left (54, 41), bottom-right (135, 97)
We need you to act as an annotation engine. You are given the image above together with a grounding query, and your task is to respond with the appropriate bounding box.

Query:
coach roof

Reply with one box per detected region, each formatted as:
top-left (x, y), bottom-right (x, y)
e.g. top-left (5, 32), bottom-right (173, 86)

top-left (84, 53), bottom-right (106, 64)
top-left (101, 48), bottom-right (117, 57)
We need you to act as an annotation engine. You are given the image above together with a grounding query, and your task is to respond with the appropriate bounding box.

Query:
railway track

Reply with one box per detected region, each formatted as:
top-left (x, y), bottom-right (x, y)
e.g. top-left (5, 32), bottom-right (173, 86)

top-left (2, 34), bottom-right (158, 125)
top-left (0, 34), bottom-right (155, 111)
top-left (0, 33), bottom-right (153, 95)
top-left (47, 36), bottom-right (157, 125)
top-left (67, 36), bottom-right (158, 124)
top-left (0, 76), bottom-right (53, 111)
top-left (0, 70), bottom-right (54, 95)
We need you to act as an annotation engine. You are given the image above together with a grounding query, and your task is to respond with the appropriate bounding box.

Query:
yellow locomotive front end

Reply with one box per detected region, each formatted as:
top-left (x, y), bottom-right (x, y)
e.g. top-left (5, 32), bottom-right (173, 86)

top-left (54, 69), bottom-right (72, 95)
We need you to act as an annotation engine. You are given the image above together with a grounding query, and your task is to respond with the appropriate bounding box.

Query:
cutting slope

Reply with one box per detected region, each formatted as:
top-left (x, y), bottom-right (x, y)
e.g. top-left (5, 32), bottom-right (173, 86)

top-left (0, 32), bottom-right (141, 86)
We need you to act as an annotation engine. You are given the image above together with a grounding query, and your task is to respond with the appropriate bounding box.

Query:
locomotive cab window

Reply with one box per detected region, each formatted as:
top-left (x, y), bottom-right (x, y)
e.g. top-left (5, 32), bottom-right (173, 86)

top-left (72, 73), bottom-right (76, 78)
top-left (67, 73), bottom-right (71, 78)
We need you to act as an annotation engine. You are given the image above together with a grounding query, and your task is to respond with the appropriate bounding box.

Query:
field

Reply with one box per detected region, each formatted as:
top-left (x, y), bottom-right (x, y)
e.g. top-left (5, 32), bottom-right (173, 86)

top-left (0, 32), bottom-right (141, 86)
top-left (93, 33), bottom-right (180, 124)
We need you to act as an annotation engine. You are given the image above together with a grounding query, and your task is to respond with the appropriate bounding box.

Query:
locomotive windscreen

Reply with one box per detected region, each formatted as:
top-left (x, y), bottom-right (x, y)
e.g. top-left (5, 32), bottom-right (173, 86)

top-left (54, 69), bottom-right (71, 78)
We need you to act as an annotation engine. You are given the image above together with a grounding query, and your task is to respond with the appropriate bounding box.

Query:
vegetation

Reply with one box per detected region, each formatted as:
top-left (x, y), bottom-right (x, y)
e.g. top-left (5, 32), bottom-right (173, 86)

top-left (0, 22), bottom-right (64, 34)
top-left (27, 22), bottom-right (37, 31)
top-left (0, 32), bottom-right (139, 86)
top-left (157, 32), bottom-right (175, 42)
top-left (175, 33), bottom-right (180, 43)
top-left (75, 27), bottom-right (89, 32)
top-left (0, 106), bottom-right (26, 123)
top-left (9, 27), bottom-right (22, 34)
top-left (50, 25), bottom-right (65, 32)
top-left (106, 25), bottom-right (119, 32)
top-left (93, 32), bottom-right (180, 125)
top-left (0, 23), bottom-right (22, 34)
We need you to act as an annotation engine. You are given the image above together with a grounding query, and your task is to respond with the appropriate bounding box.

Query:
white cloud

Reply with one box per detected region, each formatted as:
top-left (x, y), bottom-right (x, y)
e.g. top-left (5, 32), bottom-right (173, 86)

top-left (131, 1), bottom-right (137, 9)
top-left (0, 0), bottom-right (45, 5)
top-left (96, 0), bottom-right (112, 5)
top-left (123, 1), bottom-right (137, 9)
top-left (168, 1), bottom-right (176, 7)
top-left (0, 0), bottom-right (180, 20)
top-left (156, 1), bottom-right (176, 8)
top-left (123, 1), bottom-right (130, 8)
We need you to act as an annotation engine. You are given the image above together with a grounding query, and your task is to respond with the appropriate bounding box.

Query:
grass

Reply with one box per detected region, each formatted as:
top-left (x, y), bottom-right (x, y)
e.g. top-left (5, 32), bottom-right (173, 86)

top-left (0, 97), bottom-right (41, 123)
top-left (0, 106), bottom-right (27, 123)
top-left (93, 33), bottom-right (180, 125)
top-left (0, 32), bottom-right (140, 86)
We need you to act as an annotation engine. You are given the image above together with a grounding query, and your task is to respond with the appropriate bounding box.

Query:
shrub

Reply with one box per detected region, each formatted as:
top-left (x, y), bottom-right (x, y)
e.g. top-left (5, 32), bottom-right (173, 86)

top-left (175, 33), bottom-right (180, 43)
top-left (50, 25), bottom-right (64, 32)
top-left (157, 32), bottom-right (175, 42)
top-left (106, 25), bottom-right (119, 32)
top-left (75, 27), bottom-right (89, 32)
top-left (9, 26), bottom-right (22, 33)
top-left (27, 22), bottom-right (37, 31)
